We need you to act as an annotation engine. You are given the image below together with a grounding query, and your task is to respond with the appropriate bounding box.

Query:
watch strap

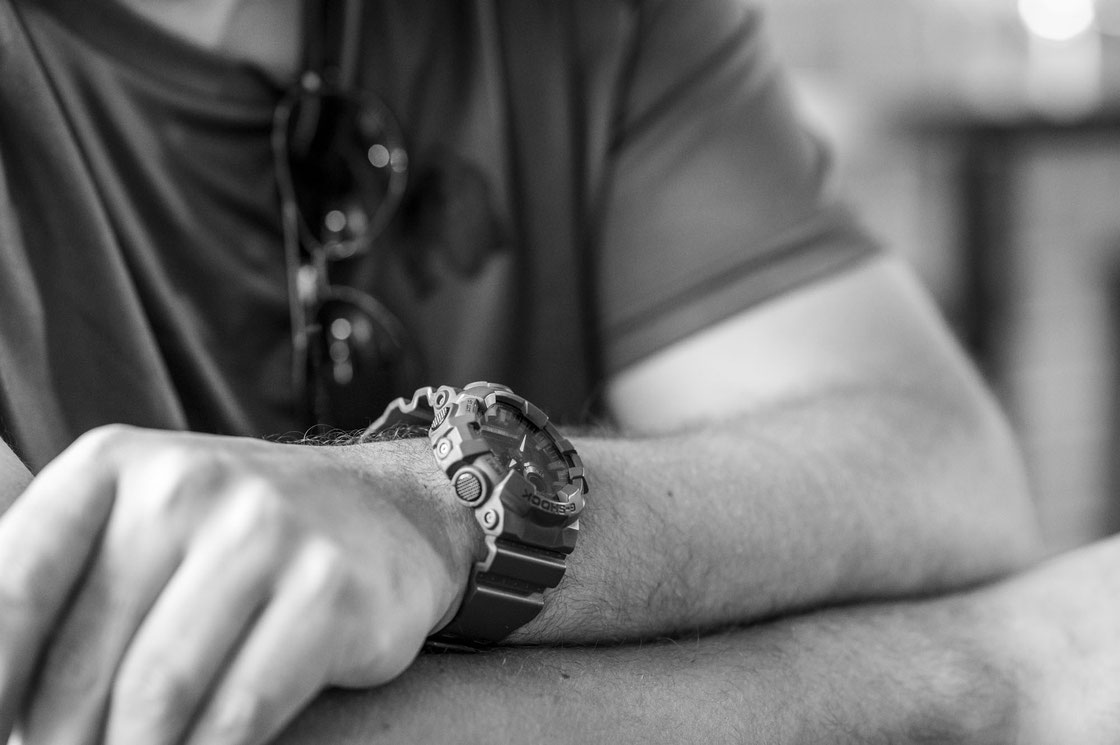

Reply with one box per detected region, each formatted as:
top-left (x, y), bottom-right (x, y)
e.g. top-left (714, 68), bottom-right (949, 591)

top-left (435, 538), bottom-right (568, 643)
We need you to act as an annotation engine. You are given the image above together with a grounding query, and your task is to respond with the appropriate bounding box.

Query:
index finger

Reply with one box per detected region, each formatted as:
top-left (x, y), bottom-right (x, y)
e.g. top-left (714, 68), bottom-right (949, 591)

top-left (0, 429), bottom-right (120, 741)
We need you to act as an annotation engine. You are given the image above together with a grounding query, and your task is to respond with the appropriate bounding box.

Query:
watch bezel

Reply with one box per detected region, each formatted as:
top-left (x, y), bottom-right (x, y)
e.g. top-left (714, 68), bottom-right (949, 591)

top-left (427, 383), bottom-right (588, 525)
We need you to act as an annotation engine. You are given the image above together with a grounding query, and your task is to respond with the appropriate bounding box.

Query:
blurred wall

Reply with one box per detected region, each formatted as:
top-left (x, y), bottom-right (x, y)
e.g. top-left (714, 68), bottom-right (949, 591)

top-left (757, 0), bottom-right (1120, 552)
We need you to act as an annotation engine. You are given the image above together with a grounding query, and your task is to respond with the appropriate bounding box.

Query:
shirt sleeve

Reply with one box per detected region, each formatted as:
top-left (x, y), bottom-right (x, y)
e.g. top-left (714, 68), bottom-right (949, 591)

top-left (597, 0), bottom-right (880, 374)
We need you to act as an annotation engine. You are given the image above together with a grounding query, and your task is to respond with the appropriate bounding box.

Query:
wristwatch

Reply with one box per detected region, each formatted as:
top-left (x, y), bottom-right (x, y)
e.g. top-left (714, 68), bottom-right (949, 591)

top-left (362, 382), bottom-right (589, 644)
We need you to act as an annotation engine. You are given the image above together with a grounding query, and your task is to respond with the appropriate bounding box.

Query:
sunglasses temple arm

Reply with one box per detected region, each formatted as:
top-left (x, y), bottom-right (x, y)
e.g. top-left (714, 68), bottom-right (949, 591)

top-left (282, 198), bottom-right (311, 409)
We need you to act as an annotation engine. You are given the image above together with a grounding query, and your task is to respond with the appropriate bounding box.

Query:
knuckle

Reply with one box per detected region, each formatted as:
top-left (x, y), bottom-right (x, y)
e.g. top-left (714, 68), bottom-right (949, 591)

top-left (68, 423), bottom-right (136, 462)
top-left (295, 540), bottom-right (349, 604)
top-left (136, 450), bottom-right (231, 520)
top-left (230, 483), bottom-right (292, 540)
top-left (210, 482), bottom-right (297, 563)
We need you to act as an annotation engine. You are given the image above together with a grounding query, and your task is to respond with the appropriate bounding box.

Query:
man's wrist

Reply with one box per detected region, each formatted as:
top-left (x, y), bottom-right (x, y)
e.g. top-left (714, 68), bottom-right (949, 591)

top-left (328, 438), bottom-right (480, 636)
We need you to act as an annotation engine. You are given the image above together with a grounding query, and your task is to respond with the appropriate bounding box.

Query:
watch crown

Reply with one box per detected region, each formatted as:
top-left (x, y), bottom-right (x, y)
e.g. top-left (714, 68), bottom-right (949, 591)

top-left (453, 469), bottom-right (488, 505)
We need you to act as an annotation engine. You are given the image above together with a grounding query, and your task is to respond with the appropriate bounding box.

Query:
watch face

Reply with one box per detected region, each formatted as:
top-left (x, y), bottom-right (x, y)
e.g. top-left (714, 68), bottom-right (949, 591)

top-left (478, 401), bottom-right (570, 496)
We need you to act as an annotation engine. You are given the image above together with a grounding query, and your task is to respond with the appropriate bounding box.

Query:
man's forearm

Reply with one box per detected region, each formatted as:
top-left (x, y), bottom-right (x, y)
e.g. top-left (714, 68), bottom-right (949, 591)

top-left (507, 382), bottom-right (1036, 644)
top-left (274, 586), bottom-right (1018, 745)
top-left (277, 535), bottom-right (1120, 745)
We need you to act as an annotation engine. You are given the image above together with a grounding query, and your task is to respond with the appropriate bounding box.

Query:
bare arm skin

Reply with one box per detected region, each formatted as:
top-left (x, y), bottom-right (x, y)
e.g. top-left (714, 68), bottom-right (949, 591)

top-left (273, 569), bottom-right (1021, 744)
top-left (508, 255), bottom-right (1038, 642)
top-left (272, 605), bottom-right (1014, 745)
top-left (0, 441), bottom-right (31, 514)
top-left (271, 533), bottom-right (1120, 745)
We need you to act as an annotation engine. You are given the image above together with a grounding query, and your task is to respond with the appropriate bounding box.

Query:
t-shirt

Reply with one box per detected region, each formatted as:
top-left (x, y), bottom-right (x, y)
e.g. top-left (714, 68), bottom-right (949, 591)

top-left (0, 0), bottom-right (877, 469)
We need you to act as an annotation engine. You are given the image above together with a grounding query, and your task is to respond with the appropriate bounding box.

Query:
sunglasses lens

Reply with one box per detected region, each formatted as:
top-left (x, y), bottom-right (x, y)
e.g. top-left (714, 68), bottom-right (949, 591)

top-left (284, 90), bottom-right (408, 257)
top-left (310, 292), bottom-right (418, 429)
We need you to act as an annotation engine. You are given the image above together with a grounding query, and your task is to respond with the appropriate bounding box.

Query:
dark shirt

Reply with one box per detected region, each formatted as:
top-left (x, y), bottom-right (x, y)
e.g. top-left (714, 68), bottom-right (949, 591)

top-left (0, 0), bottom-right (876, 468)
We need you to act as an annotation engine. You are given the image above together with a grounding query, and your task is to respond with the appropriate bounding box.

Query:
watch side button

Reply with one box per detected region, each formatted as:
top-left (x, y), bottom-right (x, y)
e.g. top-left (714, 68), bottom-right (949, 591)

top-left (453, 469), bottom-right (488, 505)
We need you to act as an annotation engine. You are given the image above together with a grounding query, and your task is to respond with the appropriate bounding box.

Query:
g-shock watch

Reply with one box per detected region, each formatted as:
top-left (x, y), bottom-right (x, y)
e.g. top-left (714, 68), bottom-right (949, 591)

top-left (362, 382), bottom-right (589, 644)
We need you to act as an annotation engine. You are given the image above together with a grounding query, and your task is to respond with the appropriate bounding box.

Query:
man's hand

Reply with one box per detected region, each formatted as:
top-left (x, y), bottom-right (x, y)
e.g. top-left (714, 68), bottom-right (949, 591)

top-left (0, 425), bottom-right (469, 745)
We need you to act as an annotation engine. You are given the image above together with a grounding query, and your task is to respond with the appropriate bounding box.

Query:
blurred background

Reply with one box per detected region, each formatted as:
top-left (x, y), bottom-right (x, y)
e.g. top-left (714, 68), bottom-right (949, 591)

top-left (757, 0), bottom-right (1120, 553)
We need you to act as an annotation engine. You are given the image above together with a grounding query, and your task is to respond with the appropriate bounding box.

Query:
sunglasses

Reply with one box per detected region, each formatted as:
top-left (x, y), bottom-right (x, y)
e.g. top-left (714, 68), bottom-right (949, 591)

top-left (273, 71), bottom-right (420, 431)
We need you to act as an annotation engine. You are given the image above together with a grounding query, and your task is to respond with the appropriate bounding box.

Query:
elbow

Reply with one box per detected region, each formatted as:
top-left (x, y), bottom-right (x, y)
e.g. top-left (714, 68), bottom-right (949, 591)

top-left (911, 378), bottom-right (1043, 590)
top-left (835, 376), bottom-right (1042, 602)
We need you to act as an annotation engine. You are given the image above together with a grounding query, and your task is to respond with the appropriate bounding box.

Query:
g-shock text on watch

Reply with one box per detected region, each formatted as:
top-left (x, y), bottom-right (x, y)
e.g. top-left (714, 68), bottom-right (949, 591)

top-left (362, 382), bottom-right (589, 644)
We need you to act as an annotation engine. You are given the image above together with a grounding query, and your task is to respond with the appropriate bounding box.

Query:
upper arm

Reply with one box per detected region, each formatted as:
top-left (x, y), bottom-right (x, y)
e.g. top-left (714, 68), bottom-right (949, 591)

top-left (605, 255), bottom-right (1000, 434)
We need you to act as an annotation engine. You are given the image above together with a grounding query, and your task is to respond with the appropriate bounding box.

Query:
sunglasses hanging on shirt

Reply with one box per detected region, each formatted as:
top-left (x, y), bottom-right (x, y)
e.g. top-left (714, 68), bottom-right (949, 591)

top-left (273, 0), bottom-right (419, 431)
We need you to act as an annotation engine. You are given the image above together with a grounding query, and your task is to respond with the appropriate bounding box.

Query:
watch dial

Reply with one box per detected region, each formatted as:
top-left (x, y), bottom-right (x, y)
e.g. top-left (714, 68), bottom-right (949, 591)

top-left (478, 401), bottom-right (569, 496)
